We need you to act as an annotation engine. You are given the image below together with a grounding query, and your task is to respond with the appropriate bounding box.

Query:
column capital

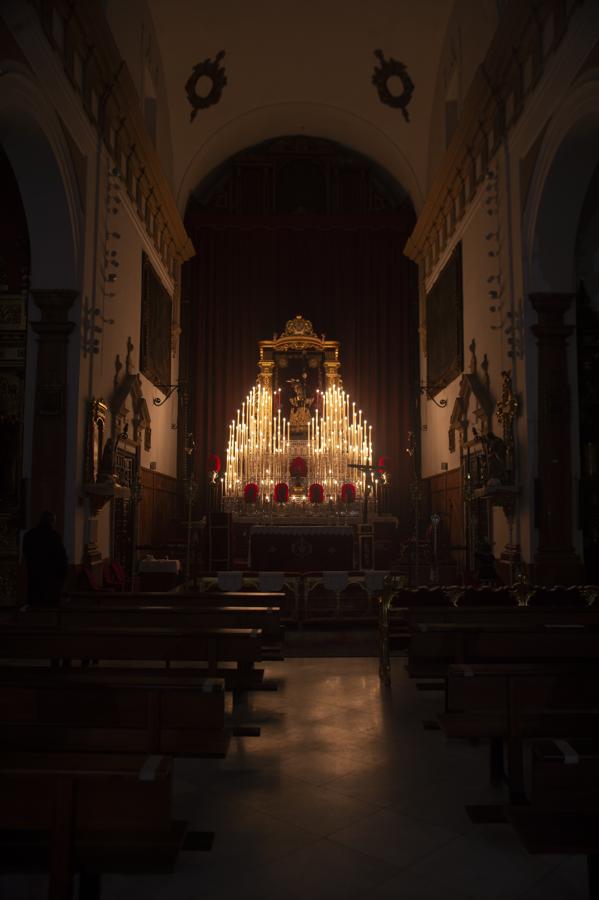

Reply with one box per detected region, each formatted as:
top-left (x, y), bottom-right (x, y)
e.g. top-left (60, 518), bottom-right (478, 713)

top-left (31, 289), bottom-right (78, 322)
top-left (31, 320), bottom-right (76, 339)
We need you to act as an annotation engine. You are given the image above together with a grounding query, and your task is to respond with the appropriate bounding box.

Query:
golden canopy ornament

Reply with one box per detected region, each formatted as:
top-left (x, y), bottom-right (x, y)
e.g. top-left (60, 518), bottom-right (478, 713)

top-left (258, 315), bottom-right (342, 387)
top-left (281, 315), bottom-right (318, 338)
top-left (223, 317), bottom-right (375, 505)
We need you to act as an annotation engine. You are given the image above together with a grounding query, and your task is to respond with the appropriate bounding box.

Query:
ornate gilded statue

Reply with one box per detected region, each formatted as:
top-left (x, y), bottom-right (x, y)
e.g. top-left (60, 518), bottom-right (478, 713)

top-left (287, 373), bottom-right (314, 428)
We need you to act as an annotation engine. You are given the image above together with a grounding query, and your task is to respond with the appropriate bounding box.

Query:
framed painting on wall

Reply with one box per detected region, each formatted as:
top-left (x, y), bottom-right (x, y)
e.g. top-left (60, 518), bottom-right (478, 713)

top-left (426, 242), bottom-right (463, 394)
top-left (140, 252), bottom-right (172, 392)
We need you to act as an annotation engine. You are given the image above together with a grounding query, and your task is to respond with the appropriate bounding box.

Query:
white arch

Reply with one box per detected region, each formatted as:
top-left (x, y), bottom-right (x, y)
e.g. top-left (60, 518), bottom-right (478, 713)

top-left (0, 61), bottom-right (82, 550)
top-left (520, 69), bottom-right (599, 568)
top-left (0, 62), bottom-right (81, 290)
top-left (524, 70), bottom-right (599, 294)
top-left (176, 101), bottom-right (423, 215)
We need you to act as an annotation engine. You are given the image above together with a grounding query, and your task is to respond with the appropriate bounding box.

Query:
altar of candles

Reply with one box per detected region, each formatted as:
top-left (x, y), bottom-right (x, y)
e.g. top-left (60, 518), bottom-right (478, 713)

top-left (224, 382), bottom-right (373, 501)
top-left (308, 384), bottom-right (373, 497)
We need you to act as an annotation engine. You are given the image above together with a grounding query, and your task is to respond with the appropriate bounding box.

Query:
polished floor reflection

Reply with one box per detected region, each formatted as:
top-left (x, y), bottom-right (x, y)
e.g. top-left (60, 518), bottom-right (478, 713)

top-left (2, 658), bottom-right (587, 899)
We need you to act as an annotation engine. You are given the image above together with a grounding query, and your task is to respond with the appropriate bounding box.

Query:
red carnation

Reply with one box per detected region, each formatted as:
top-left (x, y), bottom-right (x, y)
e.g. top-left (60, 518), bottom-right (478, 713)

top-left (274, 482), bottom-right (289, 503)
top-left (208, 453), bottom-right (221, 473)
top-left (378, 456), bottom-right (390, 471)
top-left (289, 456), bottom-right (308, 477)
top-left (244, 482), bottom-right (259, 503)
top-left (309, 483), bottom-right (324, 504)
top-left (341, 482), bottom-right (356, 503)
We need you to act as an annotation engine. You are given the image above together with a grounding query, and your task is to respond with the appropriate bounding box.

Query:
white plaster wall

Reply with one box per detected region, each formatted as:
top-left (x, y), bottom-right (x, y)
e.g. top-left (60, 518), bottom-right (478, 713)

top-left (421, 2), bottom-right (599, 567)
top-left (426, 0), bottom-right (498, 185)
top-left (508, 2), bottom-right (599, 565)
top-left (1, 2), bottom-right (94, 563)
top-left (420, 187), bottom-right (508, 481)
top-left (2, 1), bottom-right (179, 565)
top-left (104, 0), bottom-right (175, 187)
top-left (83, 171), bottom-right (178, 560)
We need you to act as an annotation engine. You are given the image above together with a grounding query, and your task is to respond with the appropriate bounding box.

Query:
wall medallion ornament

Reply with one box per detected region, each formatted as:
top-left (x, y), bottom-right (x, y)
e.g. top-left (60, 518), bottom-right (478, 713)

top-left (185, 50), bottom-right (227, 121)
top-left (371, 49), bottom-right (415, 121)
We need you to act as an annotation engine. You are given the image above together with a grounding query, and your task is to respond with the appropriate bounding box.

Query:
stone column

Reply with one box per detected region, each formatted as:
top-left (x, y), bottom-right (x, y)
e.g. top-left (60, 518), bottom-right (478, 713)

top-left (530, 292), bottom-right (583, 584)
top-left (29, 289), bottom-right (77, 535)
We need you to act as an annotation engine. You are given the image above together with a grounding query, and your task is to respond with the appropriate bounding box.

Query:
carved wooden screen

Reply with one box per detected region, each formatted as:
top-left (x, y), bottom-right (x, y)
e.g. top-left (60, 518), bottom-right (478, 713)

top-left (112, 450), bottom-right (135, 577)
top-left (140, 252), bottom-right (172, 391)
top-left (426, 243), bottom-right (463, 393)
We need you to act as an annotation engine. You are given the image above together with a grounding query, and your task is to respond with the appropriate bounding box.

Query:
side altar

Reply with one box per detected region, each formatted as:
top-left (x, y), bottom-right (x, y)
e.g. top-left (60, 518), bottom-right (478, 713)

top-left (216, 316), bottom-right (397, 569)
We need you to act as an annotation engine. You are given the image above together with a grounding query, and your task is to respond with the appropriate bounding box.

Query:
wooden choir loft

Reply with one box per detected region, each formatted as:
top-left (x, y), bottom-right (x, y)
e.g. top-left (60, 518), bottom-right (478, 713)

top-left (1, 0), bottom-right (599, 898)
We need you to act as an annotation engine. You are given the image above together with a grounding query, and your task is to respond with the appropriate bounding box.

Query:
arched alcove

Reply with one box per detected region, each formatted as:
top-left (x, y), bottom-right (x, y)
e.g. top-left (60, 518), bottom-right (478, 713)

top-left (522, 72), bottom-right (599, 581)
top-left (526, 73), bottom-right (599, 295)
top-left (0, 65), bottom-right (81, 546)
top-left (181, 135), bottom-right (418, 522)
top-left (0, 68), bottom-right (80, 292)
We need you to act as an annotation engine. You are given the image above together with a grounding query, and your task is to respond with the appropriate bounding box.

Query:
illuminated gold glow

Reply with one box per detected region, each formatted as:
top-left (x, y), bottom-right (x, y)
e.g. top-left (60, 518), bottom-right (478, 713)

top-left (224, 382), bottom-right (373, 501)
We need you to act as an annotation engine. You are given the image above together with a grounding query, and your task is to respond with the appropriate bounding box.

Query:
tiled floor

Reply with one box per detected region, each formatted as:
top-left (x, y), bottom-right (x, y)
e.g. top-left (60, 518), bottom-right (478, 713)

top-left (1, 657), bottom-right (588, 899)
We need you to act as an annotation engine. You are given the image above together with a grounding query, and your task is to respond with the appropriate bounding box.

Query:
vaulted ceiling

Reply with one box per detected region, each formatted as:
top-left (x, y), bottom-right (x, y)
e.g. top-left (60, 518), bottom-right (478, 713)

top-left (108, 0), bottom-right (499, 212)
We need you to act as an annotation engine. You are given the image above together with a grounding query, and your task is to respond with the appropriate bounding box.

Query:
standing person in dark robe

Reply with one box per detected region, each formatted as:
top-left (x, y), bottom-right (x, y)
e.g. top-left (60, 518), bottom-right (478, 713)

top-left (22, 511), bottom-right (68, 607)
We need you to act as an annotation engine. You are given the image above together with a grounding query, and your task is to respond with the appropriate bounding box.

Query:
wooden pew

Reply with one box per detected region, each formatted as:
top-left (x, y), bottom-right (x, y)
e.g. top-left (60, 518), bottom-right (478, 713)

top-left (526, 738), bottom-right (599, 810)
top-left (0, 750), bottom-right (187, 900)
top-left (0, 625), bottom-right (265, 692)
top-left (379, 585), bottom-right (516, 680)
top-left (18, 603), bottom-right (283, 656)
top-left (439, 662), bottom-right (599, 797)
top-left (67, 590), bottom-right (284, 608)
top-left (407, 622), bottom-right (599, 678)
top-left (0, 669), bottom-right (230, 757)
top-left (403, 606), bottom-right (599, 630)
top-left (0, 619), bottom-right (267, 894)
top-left (505, 740), bottom-right (599, 899)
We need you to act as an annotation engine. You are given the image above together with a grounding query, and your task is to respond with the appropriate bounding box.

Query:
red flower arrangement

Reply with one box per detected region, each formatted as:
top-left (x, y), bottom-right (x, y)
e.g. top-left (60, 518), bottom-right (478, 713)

top-left (308, 483), bottom-right (324, 504)
top-left (289, 456), bottom-right (308, 478)
top-left (341, 482), bottom-right (356, 503)
top-left (378, 456), bottom-right (390, 471)
top-left (207, 453), bottom-right (221, 473)
top-left (243, 482), bottom-right (259, 503)
top-left (274, 482), bottom-right (289, 503)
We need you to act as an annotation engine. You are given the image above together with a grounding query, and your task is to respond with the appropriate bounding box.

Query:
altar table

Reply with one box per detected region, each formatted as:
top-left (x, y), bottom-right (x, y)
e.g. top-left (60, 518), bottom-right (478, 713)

top-left (249, 526), bottom-right (354, 571)
top-left (138, 557), bottom-right (180, 591)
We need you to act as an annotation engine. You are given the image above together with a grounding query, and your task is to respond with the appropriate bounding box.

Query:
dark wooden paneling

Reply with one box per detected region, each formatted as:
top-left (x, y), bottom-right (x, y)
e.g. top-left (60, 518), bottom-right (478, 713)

top-left (423, 468), bottom-right (463, 558)
top-left (139, 468), bottom-right (180, 547)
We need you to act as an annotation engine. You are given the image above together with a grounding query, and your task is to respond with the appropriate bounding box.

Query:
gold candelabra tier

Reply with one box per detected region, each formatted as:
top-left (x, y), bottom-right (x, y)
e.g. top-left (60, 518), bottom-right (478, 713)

top-left (224, 382), bottom-right (373, 501)
top-left (307, 384), bottom-right (373, 499)
top-left (224, 383), bottom-right (290, 497)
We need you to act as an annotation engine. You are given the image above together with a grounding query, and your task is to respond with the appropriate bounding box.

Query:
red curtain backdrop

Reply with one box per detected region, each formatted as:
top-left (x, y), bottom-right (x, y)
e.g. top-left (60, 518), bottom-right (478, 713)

top-left (183, 214), bottom-right (418, 524)
top-left (182, 140), bottom-right (418, 525)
